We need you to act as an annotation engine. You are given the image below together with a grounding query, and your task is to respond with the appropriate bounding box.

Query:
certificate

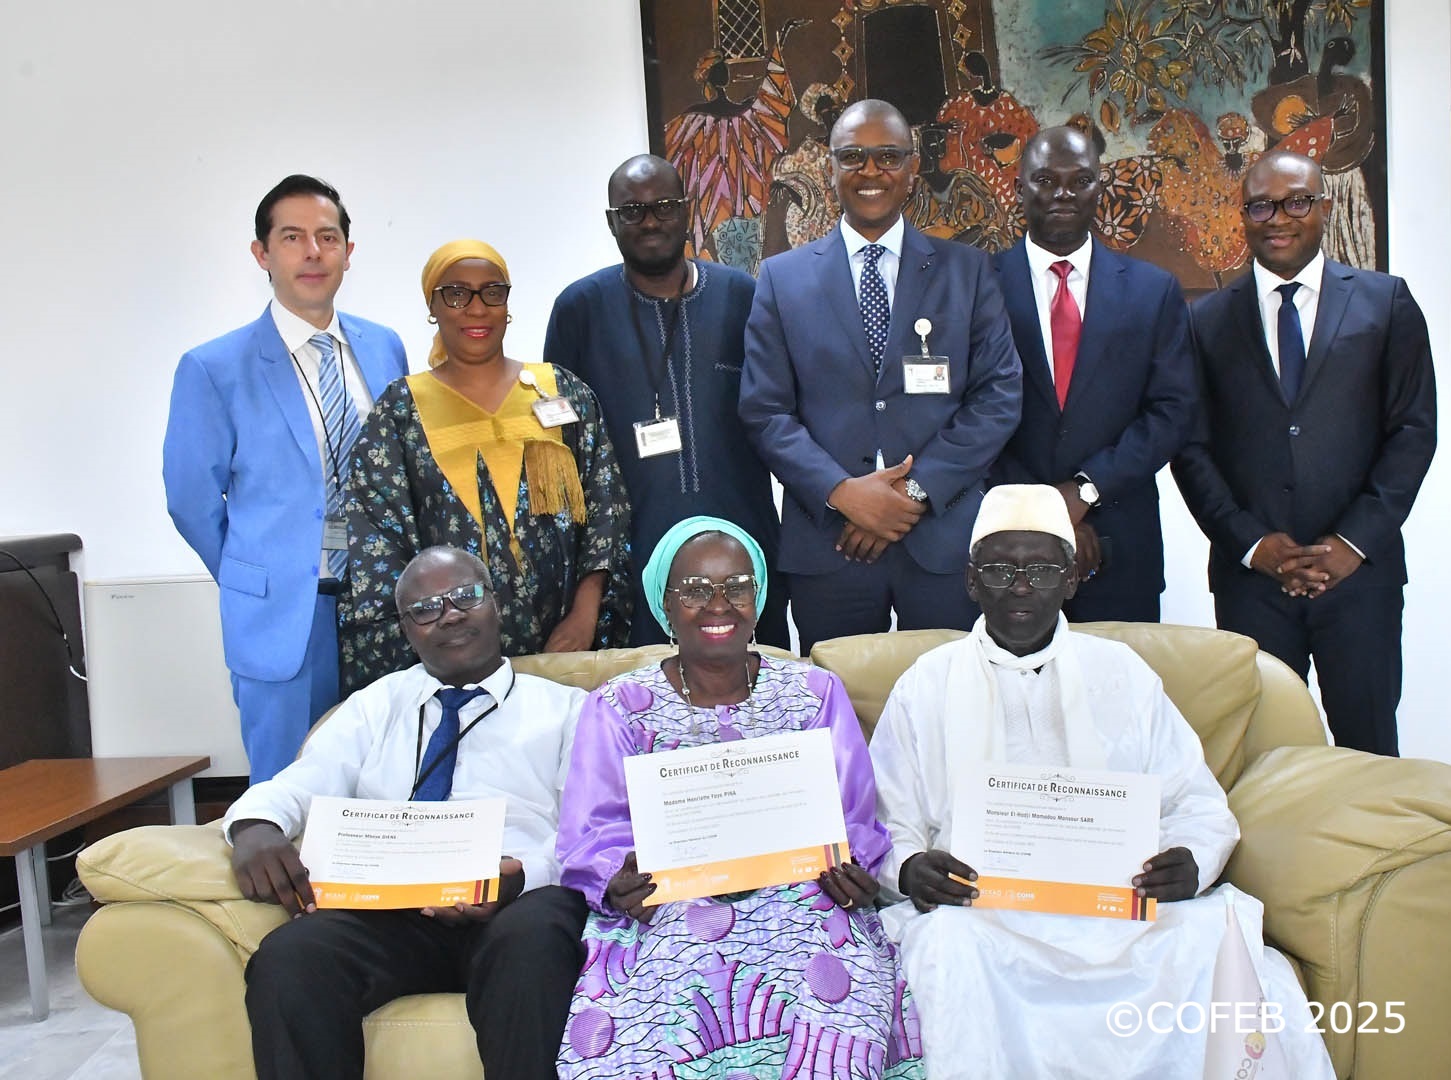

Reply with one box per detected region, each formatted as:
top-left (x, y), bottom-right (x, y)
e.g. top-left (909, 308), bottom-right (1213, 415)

top-left (950, 762), bottom-right (1161, 921)
top-left (299, 796), bottom-right (506, 910)
top-left (624, 729), bottom-right (850, 904)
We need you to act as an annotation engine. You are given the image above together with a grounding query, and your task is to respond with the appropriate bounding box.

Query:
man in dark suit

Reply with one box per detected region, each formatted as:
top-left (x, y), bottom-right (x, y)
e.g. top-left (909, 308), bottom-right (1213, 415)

top-left (1173, 150), bottom-right (1436, 755)
top-left (992, 126), bottom-right (1197, 622)
top-left (740, 99), bottom-right (1022, 652)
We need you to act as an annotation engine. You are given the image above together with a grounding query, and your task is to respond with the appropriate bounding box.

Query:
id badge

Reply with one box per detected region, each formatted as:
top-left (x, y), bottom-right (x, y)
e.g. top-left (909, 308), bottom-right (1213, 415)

top-left (531, 395), bottom-right (580, 428)
top-left (903, 356), bottom-right (952, 394)
top-left (634, 416), bottom-right (683, 458)
top-left (322, 516), bottom-right (348, 550)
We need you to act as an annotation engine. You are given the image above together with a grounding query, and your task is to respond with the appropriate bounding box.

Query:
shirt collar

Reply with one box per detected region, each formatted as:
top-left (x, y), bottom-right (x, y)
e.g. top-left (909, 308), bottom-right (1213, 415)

top-left (270, 298), bottom-right (345, 356)
top-left (1253, 250), bottom-right (1325, 303)
top-left (1024, 234), bottom-right (1093, 282)
top-left (840, 215), bottom-right (906, 261)
top-left (410, 656), bottom-right (516, 709)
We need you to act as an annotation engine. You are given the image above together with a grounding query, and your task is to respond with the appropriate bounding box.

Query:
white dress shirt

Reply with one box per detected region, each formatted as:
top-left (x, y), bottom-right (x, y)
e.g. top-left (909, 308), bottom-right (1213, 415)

top-left (841, 215), bottom-right (906, 309)
top-left (270, 300), bottom-right (376, 569)
top-left (224, 658), bottom-right (586, 891)
top-left (1252, 251), bottom-right (1323, 378)
top-left (1024, 235), bottom-right (1092, 391)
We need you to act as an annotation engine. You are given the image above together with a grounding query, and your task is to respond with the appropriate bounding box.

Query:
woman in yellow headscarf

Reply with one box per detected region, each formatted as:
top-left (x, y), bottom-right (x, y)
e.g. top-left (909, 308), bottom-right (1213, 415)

top-left (338, 240), bottom-right (632, 691)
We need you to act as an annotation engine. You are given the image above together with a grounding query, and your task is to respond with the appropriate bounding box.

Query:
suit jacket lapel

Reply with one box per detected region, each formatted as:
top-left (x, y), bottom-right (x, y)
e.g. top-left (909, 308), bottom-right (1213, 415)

top-left (258, 309), bottom-right (323, 470)
top-left (339, 312), bottom-right (397, 399)
top-left (1301, 260), bottom-right (1353, 401)
top-left (1063, 239), bottom-right (1123, 412)
top-left (1227, 272), bottom-right (1286, 403)
top-left (815, 230), bottom-right (875, 377)
top-left (883, 224), bottom-right (934, 381)
top-left (998, 241), bottom-right (1057, 410)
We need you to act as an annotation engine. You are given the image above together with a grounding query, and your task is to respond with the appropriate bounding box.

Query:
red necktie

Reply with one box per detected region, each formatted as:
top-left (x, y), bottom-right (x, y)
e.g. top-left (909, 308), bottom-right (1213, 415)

top-left (1049, 260), bottom-right (1081, 409)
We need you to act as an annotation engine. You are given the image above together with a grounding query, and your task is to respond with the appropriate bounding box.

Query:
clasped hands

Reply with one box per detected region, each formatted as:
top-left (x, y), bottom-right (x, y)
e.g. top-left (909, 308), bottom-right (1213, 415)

top-left (606, 851), bottom-right (878, 923)
top-left (230, 819), bottom-right (525, 923)
top-left (1252, 532), bottom-right (1362, 597)
top-left (901, 845), bottom-right (1199, 912)
top-left (830, 455), bottom-right (923, 564)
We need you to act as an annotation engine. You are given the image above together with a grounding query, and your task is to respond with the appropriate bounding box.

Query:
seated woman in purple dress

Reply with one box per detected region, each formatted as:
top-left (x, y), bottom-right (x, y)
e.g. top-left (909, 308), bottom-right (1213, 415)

top-left (555, 515), bottom-right (925, 1079)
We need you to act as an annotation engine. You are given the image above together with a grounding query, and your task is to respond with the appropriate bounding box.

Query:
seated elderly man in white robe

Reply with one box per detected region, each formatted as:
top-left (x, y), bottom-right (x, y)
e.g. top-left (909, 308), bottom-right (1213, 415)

top-left (869, 485), bottom-right (1334, 1079)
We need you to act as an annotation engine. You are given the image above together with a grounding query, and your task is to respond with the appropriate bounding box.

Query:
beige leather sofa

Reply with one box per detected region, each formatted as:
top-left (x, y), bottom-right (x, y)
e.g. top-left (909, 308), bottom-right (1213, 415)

top-left (76, 623), bottom-right (1451, 1079)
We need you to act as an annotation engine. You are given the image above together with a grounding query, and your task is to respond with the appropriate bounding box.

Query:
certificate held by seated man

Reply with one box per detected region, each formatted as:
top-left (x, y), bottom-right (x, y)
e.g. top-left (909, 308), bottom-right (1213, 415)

top-left (624, 728), bottom-right (851, 903)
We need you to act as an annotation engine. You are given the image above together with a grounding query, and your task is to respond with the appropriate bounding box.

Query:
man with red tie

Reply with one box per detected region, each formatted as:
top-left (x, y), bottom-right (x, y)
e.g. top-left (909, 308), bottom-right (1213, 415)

top-left (991, 126), bottom-right (1197, 622)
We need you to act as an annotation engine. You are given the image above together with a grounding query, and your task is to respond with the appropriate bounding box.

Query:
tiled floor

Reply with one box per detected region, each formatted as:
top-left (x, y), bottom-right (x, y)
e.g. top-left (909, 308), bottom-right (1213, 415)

top-left (0, 905), bottom-right (140, 1080)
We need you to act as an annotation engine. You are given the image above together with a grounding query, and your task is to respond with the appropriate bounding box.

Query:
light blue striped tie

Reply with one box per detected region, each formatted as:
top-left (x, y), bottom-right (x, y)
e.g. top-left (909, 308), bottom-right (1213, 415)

top-left (313, 332), bottom-right (360, 580)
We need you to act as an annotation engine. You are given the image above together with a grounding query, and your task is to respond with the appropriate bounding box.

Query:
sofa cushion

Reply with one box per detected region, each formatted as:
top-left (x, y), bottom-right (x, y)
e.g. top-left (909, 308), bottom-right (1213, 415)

top-left (810, 622), bottom-right (1265, 789)
top-left (512, 644), bottom-right (796, 691)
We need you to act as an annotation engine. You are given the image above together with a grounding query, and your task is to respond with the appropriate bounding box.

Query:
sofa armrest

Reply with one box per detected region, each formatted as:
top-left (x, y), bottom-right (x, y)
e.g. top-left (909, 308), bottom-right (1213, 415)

top-left (1226, 746), bottom-right (1451, 1077)
top-left (78, 822), bottom-right (289, 958)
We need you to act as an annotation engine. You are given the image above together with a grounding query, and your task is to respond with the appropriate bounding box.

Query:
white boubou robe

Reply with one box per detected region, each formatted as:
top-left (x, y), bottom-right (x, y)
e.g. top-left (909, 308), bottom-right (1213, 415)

top-left (869, 616), bottom-right (1334, 1080)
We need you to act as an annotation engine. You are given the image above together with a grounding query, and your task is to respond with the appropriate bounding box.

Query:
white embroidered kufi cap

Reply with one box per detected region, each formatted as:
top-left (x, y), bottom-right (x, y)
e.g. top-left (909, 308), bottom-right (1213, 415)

top-left (970, 484), bottom-right (1076, 554)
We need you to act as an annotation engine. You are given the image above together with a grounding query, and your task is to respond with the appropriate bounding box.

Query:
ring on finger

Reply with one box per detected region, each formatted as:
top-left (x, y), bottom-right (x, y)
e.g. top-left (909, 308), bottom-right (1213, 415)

top-left (842, 897), bottom-right (856, 910)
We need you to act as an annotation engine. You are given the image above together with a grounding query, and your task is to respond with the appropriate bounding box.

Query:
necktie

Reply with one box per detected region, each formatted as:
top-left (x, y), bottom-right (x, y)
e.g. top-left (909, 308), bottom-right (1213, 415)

top-left (415, 687), bottom-right (487, 801)
top-left (859, 243), bottom-right (889, 374)
top-left (314, 332), bottom-right (361, 579)
top-left (1276, 282), bottom-right (1305, 403)
top-left (1049, 260), bottom-right (1081, 410)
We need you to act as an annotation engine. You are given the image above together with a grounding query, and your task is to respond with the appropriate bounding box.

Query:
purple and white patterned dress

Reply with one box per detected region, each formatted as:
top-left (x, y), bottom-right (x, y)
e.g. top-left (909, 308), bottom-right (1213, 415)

top-left (556, 656), bottom-right (926, 1080)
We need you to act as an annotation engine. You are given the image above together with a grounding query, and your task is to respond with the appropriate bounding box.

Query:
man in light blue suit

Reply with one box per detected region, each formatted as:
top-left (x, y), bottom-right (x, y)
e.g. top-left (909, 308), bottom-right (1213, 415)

top-left (740, 100), bottom-right (1022, 652)
top-left (163, 175), bottom-right (408, 782)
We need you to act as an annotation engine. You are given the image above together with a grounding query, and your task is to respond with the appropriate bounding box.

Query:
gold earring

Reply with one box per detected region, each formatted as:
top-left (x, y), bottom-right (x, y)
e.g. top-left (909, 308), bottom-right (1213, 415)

top-left (427, 314), bottom-right (438, 325)
top-left (505, 313), bottom-right (514, 324)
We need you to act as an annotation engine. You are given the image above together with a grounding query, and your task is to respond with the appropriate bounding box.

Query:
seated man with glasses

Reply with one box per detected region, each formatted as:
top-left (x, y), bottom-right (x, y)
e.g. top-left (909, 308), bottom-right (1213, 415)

top-left (224, 544), bottom-right (589, 1080)
top-left (868, 484), bottom-right (1334, 1078)
top-left (741, 97), bottom-right (1022, 654)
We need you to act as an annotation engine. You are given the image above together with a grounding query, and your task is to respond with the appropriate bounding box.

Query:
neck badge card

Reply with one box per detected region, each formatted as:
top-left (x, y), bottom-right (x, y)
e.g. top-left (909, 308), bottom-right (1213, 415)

top-left (299, 796), bottom-right (505, 909)
top-left (624, 728), bottom-right (850, 904)
top-left (950, 762), bottom-right (1161, 920)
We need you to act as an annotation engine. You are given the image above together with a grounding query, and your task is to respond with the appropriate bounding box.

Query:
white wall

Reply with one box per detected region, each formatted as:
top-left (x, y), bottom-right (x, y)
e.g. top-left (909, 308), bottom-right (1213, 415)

top-left (3, 1), bottom-right (1447, 759)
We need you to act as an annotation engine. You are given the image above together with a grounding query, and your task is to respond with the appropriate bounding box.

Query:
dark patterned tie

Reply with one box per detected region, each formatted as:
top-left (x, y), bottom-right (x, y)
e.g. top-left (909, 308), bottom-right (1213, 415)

top-left (1276, 282), bottom-right (1305, 402)
top-left (414, 687), bottom-right (486, 801)
top-left (859, 243), bottom-right (889, 374)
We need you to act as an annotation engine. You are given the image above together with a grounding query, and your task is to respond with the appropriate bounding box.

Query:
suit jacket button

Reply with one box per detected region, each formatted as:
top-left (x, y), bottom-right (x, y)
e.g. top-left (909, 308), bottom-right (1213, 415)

top-left (1288, 425), bottom-right (1301, 436)
top-left (874, 400), bottom-right (886, 412)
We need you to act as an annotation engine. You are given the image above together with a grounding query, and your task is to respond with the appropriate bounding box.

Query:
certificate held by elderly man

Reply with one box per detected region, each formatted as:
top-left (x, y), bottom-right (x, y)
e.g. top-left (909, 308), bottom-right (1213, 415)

top-left (624, 729), bottom-right (851, 904)
top-left (299, 796), bottom-right (506, 909)
top-left (951, 763), bottom-right (1162, 921)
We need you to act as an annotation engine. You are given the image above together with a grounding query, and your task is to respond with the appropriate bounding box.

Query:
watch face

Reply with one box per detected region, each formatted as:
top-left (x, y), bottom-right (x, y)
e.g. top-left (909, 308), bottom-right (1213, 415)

top-left (1079, 481), bottom-right (1100, 506)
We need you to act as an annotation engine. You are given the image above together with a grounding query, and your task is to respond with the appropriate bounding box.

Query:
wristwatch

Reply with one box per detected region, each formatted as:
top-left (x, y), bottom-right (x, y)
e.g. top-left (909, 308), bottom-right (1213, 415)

top-left (1074, 473), bottom-right (1101, 508)
top-left (904, 477), bottom-right (929, 503)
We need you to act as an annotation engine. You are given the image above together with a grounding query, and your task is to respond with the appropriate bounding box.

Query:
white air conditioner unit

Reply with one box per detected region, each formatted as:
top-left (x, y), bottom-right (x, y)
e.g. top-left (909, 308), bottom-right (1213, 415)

top-left (84, 575), bottom-right (248, 777)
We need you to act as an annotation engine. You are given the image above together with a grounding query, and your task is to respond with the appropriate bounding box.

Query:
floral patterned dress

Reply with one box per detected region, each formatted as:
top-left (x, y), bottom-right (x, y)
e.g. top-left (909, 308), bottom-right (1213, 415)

top-left (556, 657), bottom-right (926, 1080)
top-left (338, 365), bottom-right (631, 692)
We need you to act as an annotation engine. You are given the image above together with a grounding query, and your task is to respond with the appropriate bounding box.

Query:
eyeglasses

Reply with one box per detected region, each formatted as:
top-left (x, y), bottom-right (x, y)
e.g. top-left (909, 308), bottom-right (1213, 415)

top-left (400, 582), bottom-right (492, 625)
top-left (433, 283), bottom-right (511, 309)
top-left (830, 145), bottom-right (914, 171)
top-left (667, 574), bottom-right (758, 610)
top-left (1242, 194), bottom-right (1326, 223)
top-left (608, 198), bottom-right (689, 225)
top-left (972, 563), bottom-right (1069, 590)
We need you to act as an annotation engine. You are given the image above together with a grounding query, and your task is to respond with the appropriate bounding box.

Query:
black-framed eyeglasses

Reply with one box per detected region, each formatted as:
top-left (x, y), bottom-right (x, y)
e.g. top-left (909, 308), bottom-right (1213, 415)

top-left (830, 145), bottom-right (914, 172)
top-left (433, 283), bottom-right (511, 309)
top-left (1242, 194), bottom-right (1326, 223)
top-left (400, 583), bottom-right (492, 625)
top-left (667, 574), bottom-right (758, 610)
top-left (608, 198), bottom-right (689, 226)
top-left (972, 563), bottom-right (1069, 590)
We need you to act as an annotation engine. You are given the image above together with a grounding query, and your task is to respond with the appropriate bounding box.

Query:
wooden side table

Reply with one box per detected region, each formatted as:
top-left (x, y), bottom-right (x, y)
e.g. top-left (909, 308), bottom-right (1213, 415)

top-left (0, 755), bottom-right (210, 1020)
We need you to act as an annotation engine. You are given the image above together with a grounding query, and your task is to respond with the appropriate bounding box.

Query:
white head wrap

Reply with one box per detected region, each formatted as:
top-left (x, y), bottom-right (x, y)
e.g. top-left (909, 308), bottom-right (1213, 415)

top-left (970, 484), bottom-right (1076, 555)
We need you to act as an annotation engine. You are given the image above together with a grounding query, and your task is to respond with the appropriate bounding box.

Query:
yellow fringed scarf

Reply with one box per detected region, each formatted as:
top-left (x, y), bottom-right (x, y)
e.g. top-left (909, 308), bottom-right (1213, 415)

top-left (408, 364), bottom-right (586, 559)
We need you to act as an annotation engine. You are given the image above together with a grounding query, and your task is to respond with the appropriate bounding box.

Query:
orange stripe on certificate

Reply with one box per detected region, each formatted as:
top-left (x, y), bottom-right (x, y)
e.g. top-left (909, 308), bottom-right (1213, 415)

top-left (644, 841), bottom-right (850, 906)
top-left (311, 876), bottom-right (499, 910)
top-left (966, 875), bottom-right (1158, 921)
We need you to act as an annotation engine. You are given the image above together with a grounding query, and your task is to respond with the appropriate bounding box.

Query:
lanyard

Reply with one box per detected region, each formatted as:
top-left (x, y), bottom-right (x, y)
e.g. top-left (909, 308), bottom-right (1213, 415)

top-left (627, 261), bottom-right (691, 420)
top-left (291, 346), bottom-right (346, 491)
top-left (409, 668), bottom-right (517, 799)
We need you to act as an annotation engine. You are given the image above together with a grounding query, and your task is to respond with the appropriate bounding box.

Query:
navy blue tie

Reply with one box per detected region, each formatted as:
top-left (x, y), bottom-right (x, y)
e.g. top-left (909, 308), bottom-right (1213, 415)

top-left (415, 687), bottom-right (486, 801)
top-left (859, 243), bottom-right (889, 374)
top-left (1276, 282), bottom-right (1305, 403)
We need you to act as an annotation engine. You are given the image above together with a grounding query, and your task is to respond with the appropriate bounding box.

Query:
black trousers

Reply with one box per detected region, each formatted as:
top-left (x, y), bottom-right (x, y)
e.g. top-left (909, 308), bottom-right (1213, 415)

top-left (245, 885), bottom-right (588, 1080)
top-left (788, 545), bottom-right (981, 655)
top-left (1214, 575), bottom-right (1403, 756)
